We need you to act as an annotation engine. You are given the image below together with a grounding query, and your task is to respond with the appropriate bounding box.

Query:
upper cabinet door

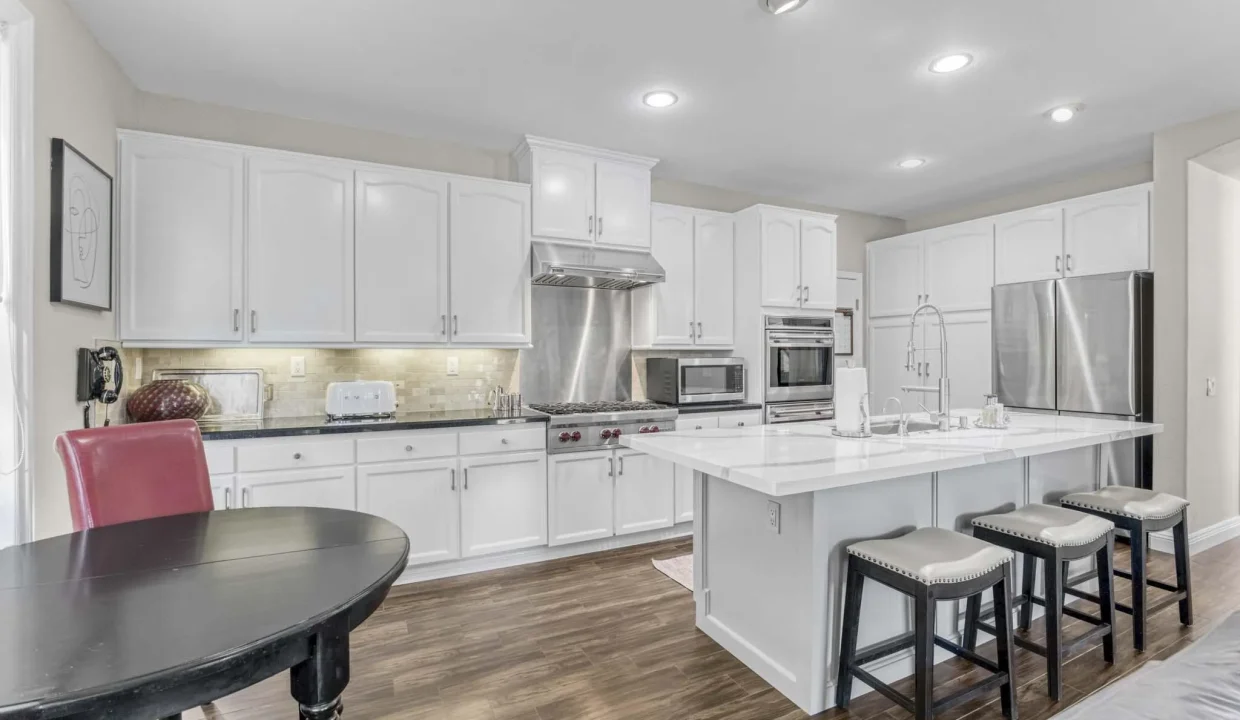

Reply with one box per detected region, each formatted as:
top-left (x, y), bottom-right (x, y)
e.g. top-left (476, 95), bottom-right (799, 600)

top-left (594, 160), bottom-right (652, 248)
top-left (923, 221), bottom-right (994, 312)
top-left (649, 205), bottom-right (695, 346)
top-left (1063, 186), bottom-right (1150, 277)
top-left (994, 206), bottom-right (1064, 285)
top-left (529, 148), bottom-right (595, 242)
top-left (449, 178), bottom-right (531, 345)
top-left (355, 169), bottom-right (449, 343)
top-left (799, 216), bottom-right (838, 312)
top-left (693, 214), bottom-right (736, 346)
top-left (247, 156), bottom-right (354, 343)
top-left (119, 136), bottom-right (244, 342)
top-left (867, 233), bottom-right (925, 318)
top-left (760, 209), bottom-right (802, 308)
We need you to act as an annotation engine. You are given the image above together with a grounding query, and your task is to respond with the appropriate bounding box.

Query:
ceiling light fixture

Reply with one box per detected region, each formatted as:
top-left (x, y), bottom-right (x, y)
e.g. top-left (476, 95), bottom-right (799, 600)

top-left (642, 90), bottom-right (679, 109)
top-left (759, 0), bottom-right (808, 15)
top-left (1048, 104), bottom-right (1084, 123)
top-left (929, 54), bottom-right (973, 74)
top-left (898, 158), bottom-right (927, 170)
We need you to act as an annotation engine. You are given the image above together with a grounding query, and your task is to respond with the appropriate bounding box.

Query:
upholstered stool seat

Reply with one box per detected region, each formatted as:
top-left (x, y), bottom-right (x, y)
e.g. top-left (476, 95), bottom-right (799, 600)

top-left (967, 504), bottom-right (1117, 700)
top-left (1057, 487), bottom-right (1193, 653)
top-left (837, 527), bottom-right (1017, 720)
top-left (1061, 486), bottom-right (1188, 520)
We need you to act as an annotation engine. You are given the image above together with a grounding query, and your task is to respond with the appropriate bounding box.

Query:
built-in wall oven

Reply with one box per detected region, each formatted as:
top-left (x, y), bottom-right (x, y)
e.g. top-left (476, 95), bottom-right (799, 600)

top-left (764, 315), bottom-right (834, 424)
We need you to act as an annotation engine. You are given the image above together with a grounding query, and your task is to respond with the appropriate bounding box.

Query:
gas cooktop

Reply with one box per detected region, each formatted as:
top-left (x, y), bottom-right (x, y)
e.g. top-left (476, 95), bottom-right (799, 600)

top-left (527, 401), bottom-right (669, 416)
top-left (526, 401), bottom-right (679, 452)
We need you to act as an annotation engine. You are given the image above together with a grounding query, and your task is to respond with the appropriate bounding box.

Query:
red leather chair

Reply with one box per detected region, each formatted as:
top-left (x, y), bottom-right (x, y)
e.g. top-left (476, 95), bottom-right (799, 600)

top-left (57, 419), bottom-right (215, 531)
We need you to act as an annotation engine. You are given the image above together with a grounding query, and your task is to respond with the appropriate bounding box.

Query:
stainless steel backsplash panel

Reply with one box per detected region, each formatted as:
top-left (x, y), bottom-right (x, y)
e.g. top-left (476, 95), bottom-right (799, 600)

top-left (520, 286), bottom-right (632, 404)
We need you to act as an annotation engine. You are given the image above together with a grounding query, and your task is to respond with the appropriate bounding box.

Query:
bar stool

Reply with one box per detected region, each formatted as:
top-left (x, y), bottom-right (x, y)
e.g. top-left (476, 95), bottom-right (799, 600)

top-left (1060, 486), bottom-right (1192, 652)
top-left (836, 527), bottom-right (1018, 720)
top-left (965, 504), bottom-right (1116, 701)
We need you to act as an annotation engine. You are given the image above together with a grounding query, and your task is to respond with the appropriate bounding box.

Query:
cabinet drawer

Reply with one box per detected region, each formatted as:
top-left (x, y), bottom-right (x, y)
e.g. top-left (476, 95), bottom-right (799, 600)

top-left (203, 443), bottom-right (236, 474)
top-left (458, 425), bottom-right (545, 456)
top-left (357, 432), bottom-right (457, 464)
top-left (718, 412), bottom-right (762, 429)
top-left (235, 438), bottom-right (355, 472)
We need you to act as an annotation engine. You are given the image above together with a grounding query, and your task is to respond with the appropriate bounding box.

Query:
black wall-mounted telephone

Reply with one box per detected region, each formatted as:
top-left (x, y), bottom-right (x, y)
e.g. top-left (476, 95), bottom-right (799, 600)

top-left (77, 346), bottom-right (124, 427)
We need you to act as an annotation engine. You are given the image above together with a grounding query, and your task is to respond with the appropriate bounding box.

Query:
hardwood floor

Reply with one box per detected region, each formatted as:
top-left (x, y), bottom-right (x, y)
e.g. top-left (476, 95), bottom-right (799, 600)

top-left (186, 535), bottom-right (1240, 719)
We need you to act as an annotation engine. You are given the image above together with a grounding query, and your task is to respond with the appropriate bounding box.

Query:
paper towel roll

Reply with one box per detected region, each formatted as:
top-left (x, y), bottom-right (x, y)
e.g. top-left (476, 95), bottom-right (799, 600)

top-left (835, 367), bottom-right (868, 433)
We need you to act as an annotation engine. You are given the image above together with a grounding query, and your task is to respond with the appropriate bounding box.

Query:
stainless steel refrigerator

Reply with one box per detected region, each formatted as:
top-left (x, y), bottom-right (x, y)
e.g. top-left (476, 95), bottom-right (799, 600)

top-left (992, 272), bottom-right (1153, 489)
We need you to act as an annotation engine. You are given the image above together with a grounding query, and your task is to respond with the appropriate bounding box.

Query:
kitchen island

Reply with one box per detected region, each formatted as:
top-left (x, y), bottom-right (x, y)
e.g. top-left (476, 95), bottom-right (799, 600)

top-left (622, 412), bottom-right (1162, 714)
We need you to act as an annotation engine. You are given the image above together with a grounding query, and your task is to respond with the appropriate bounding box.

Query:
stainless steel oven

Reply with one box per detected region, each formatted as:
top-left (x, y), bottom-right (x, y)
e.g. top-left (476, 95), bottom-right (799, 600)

top-left (765, 399), bottom-right (835, 425)
top-left (765, 315), bottom-right (834, 403)
top-left (645, 357), bottom-right (746, 405)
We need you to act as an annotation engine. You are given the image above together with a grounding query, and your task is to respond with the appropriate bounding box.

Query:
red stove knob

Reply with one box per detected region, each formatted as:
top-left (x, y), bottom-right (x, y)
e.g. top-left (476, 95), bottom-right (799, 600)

top-left (611, 428), bottom-right (623, 437)
top-left (571, 431), bottom-right (582, 441)
top-left (650, 425), bottom-right (660, 433)
top-left (558, 432), bottom-right (571, 442)
top-left (600, 429), bottom-right (613, 439)
top-left (638, 425), bottom-right (649, 433)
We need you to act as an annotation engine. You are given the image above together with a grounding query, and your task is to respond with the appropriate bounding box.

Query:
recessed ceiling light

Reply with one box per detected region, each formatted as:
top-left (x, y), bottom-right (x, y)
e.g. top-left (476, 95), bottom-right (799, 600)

top-left (642, 90), bottom-right (678, 109)
top-left (1048, 104), bottom-right (1084, 123)
top-left (929, 53), bottom-right (973, 74)
top-left (759, 0), bottom-right (808, 15)
top-left (897, 158), bottom-right (927, 170)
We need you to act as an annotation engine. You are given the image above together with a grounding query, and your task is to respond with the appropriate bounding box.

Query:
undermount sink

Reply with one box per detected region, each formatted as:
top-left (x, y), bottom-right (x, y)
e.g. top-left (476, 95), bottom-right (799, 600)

top-left (869, 419), bottom-right (941, 436)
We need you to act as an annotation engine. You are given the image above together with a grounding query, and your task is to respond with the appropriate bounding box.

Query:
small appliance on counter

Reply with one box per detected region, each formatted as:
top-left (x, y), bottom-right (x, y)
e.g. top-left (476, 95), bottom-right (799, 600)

top-left (645, 357), bottom-right (745, 405)
top-left (325, 381), bottom-right (397, 421)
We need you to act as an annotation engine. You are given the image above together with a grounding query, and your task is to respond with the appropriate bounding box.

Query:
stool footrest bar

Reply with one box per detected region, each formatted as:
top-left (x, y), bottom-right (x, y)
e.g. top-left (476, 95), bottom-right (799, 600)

top-left (849, 667), bottom-right (913, 713)
top-left (853, 632), bottom-right (916, 666)
top-left (933, 672), bottom-right (1010, 714)
top-left (935, 637), bottom-right (1001, 674)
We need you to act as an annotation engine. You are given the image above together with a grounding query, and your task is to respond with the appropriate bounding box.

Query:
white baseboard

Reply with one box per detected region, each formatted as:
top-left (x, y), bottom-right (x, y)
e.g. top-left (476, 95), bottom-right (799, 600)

top-left (1150, 515), bottom-right (1240, 555)
top-left (394, 524), bottom-right (692, 585)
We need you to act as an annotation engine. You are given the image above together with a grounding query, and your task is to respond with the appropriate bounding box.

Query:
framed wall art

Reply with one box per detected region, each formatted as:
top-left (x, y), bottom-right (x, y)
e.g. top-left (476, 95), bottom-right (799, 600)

top-left (51, 138), bottom-right (113, 310)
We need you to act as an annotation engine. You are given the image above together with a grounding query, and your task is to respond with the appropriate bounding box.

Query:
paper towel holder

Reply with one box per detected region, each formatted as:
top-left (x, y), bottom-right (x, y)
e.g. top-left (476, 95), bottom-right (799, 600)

top-left (831, 392), bottom-right (873, 439)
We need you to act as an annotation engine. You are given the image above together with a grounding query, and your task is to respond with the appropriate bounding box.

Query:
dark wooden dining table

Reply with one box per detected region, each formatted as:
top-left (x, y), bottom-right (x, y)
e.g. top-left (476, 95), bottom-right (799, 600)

top-left (0, 507), bottom-right (409, 720)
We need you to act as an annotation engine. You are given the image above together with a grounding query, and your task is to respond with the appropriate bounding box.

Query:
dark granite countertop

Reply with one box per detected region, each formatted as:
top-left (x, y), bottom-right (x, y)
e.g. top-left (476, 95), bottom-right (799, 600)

top-left (668, 402), bottom-right (764, 415)
top-left (199, 409), bottom-right (549, 441)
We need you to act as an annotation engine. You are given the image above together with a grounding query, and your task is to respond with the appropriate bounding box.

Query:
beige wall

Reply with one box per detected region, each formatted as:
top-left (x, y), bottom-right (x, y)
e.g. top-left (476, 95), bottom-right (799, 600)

top-left (29, 0), bottom-right (137, 538)
top-left (903, 162), bottom-right (1153, 233)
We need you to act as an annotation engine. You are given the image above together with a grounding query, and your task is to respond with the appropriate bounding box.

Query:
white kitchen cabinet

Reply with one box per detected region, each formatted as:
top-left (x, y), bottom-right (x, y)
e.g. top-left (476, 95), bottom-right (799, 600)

top-left (514, 137), bottom-right (658, 248)
top-left (210, 475), bottom-right (235, 510)
top-left (717, 411), bottom-right (761, 428)
top-left (459, 451), bottom-right (547, 557)
top-left (837, 272), bottom-right (863, 369)
top-left (867, 232), bottom-right (926, 318)
top-left (448, 178), bottom-right (532, 345)
top-left (357, 459), bottom-right (460, 566)
top-left (995, 206), bottom-right (1064, 285)
top-left (247, 155), bottom-right (355, 343)
top-left (799, 216), bottom-right (838, 312)
top-left (693, 214), bottom-right (736, 346)
top-left (355, 169), bottom-right (450, 343)
top-left (672, 416), bottom-right (720, 523)
top-left (614, 450), bottom-right (675, 535)
top-left (595, 160), bottom-right (651, 248)
top-left (236, 467), bottom-right (356, 511)
top-left (1063, 186), bottom-right (1149, 278)
top-left (759, 208), bottom-right (802, 309)
top-left (868, 316), bottom-right (924, 410)
top-left (548, 451), bottom-right (615, 546)
top-left (923, 221), bottom-right (994, 313)
top-left (925, 311), bottom-right (993, 410)
top-left (119, 134), bottom-right (245, 342)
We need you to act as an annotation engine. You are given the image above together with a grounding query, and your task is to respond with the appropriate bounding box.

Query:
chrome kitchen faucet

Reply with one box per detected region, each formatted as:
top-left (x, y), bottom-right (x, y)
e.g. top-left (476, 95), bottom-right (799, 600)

top-left (900, 302), bottom-right (952, 431)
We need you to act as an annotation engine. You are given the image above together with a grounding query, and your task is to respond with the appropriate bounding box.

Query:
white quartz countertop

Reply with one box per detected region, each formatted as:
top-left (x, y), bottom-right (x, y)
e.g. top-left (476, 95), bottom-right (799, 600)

top-left (621, 411), bottom-right (1162, 497)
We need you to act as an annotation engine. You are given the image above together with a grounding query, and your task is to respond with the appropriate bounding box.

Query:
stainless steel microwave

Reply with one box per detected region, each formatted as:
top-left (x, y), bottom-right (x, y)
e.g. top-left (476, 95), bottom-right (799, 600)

top-left (645, 357), bottom-right (746, 405)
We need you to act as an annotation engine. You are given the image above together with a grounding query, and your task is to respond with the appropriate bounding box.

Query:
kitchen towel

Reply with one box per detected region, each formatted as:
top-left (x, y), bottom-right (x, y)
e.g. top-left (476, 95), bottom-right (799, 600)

top-left (835, 367), bottom-right (869, 434)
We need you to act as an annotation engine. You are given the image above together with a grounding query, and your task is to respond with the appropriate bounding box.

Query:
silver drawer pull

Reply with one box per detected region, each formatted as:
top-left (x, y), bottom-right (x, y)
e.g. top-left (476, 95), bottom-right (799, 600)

top-left (405, 445), bottom-right (414, 452)
top-left (293, 452), bottom-right (302, 460)
top-left (223, 487), bottom-right (232, 509)
top-left (241, 488), bottom-right (250, 508)
top-left (695, 425), bottom-right (702, 430)
top-left (738, 422), bottom-right (745, 427)
top-left (464, 468), bottom-right (469, 490)
top-left (233, 309), bottom-right (240, 332)
top-left (450, 468), bottom-right (456, 491)
top-left (501, 438), bottom-right (509, 445)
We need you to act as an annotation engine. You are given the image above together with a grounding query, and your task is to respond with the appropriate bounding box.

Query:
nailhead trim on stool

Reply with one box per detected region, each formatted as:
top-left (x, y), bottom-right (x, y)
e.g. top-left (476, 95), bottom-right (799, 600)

top-left (973, 503), bottom-right (1114, 547)
top-left (847, 526), bottom-right (1014, 585)
top-left (1061, 486), bottom-right (1189, 520)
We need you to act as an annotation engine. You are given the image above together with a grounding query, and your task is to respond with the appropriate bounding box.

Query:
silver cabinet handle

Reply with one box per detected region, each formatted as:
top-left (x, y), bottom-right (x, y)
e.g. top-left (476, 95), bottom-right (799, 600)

top-left (855, 299), bottom-right (859, 310)
top-left (405, 445), bottom-right (414, 452)
top-left (450, 468), bottom-right (456, 491)
top-left (695, 424), bottom-right (703, 430)
top-left (1066, 253), bottom-right (1073, 272)
top-left (738, 421), bottom-right (745, 427)
top-left (609, 457), bottom-right (614, 477)
top-left (916, 294), bottom-right (922, 305)
top-left (588, 215), bottom-right (594, 235)
top-left (689, 321), bottom-right (695, 339)
top-left (1056, 255), bottom-right (1062, 273)
top-left (441, 315), bottom-right (447, 336)
top-left (501, 438), bottom-right (509, 445)
top-left (924, 293), bottom-right (929, 302)
top-left (598, 216), bottom-right (604, 236)
top-left (223, 487), bottom-right (232, 509)
top-left (233, 309), bottom-right (240, 332)
top-left (453, 315), bottom-right (459, 335)
top-left (463, 467), bottom-right (469, 490)
top-left (293, 452), bottom-right (302, 460)
top-left (618, 455), bottom-right (624, 475)
top-left (795, 285), bottom-right (802, 302)
top-left (241, 488), bottom-right (250, 508)
top-left (250, 310), bottom-right (257, 333)
top-left (697, 322), bottom-right (703, 338)
top-left (917, 361), bottom-right (923, 377)
top-left (925, 360), bottom-right (931, 376)
top-left (803, 286), bottom-right (810, 304)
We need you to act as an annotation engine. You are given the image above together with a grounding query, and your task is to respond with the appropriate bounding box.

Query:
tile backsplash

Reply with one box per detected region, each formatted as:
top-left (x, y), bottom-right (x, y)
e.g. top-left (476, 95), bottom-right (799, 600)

top-left (137, 349), bottom-right (519, 419)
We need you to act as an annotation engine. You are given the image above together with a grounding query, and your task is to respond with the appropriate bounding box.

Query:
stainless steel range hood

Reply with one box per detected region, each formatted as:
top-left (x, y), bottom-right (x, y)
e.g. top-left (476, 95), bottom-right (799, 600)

top-left (531, 241), bottom-right (665, 290)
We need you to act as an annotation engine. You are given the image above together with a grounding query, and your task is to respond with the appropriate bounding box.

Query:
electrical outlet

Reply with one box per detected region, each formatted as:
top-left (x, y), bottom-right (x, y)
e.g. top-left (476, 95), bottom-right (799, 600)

top-left (447, 356), bottom-right (459, 376)
top-left (1207, 377), bottom-right (1217, 397)
top-left (767, 501), bottom-right (781, 534)
top-left (393, 380), bottom-right (405, 389)
top-left (290, 356), bottom-right (306, 379)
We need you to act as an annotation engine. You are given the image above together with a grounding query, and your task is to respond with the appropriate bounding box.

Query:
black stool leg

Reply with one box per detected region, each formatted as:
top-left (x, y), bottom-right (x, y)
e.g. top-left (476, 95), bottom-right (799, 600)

top-left (1096, 534), bottom-right (1116, 663)
top-left (993, 566), bottom-right (1018, 720)
top-left (1130, 527), bottom-right (1148, 652)
top-left (835, 556), bottom-right (865, 708)
top-left (914, 586), bottom-right (936, 720)
top-left (963, 592), bottom-right (981, 651)
top-left (1019, 554), bottom-right (1035, 632)
top-left (1173, 513), bottom-right (1194, 626)
top-left (1043, 555), bottom-right (1064, 701)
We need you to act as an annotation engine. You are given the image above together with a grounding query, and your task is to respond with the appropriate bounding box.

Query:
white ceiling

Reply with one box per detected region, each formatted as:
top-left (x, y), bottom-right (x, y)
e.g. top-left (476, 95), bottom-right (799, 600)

top-left (70, 0), bottom-right (1240, 219)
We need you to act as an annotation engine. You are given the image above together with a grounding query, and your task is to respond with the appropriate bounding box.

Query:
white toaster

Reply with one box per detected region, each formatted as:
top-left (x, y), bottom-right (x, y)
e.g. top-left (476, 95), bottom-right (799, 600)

top-left (326, 381), bottom-right (397, 419)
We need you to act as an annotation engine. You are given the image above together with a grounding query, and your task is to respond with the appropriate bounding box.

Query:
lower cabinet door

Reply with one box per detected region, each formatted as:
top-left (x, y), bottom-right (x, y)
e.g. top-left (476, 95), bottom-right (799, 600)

top-left (210, 475), bottom-right (236, 510)
top-left (459, 452), bottom-right (548, 557)
top-left (357, 459), bottom-right (460, 566)
top-left (672, 417), bottom-right (720, 523)
top-left (548, 450), bottom-right (615, 546)
top-left (614, 449), bottom-right (675, 535)
top-left (236, 467), bottom-right (356, 511)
